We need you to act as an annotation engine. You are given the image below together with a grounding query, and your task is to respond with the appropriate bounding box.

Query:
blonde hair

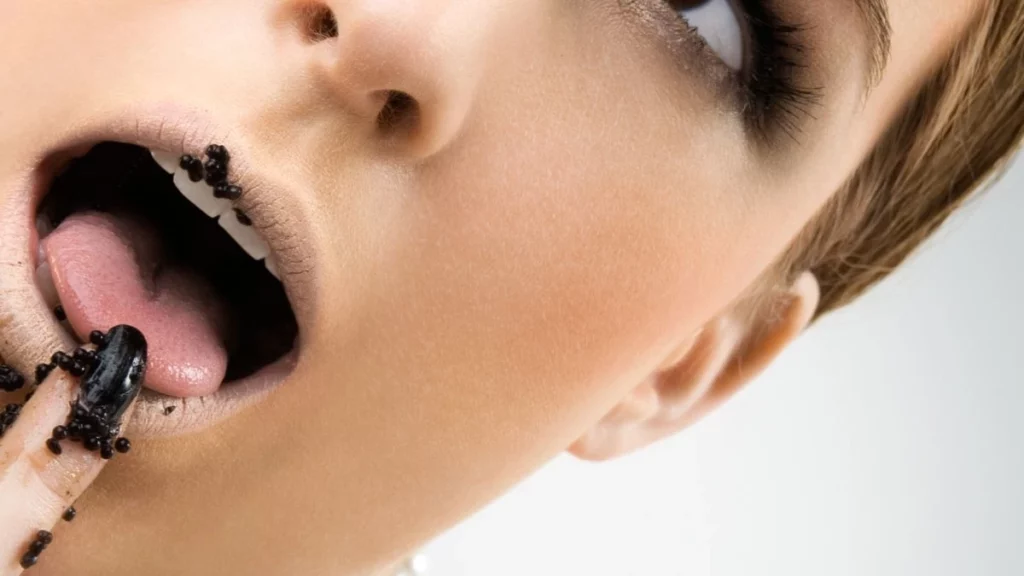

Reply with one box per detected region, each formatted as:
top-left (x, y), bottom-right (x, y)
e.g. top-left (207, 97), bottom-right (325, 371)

top-left (750, 0), bottom-right (1024, 323)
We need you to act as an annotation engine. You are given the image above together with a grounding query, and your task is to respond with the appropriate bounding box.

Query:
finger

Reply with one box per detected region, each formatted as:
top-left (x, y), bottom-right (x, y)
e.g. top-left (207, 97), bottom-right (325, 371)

top-left (0, 327), bottom-right (146, 573)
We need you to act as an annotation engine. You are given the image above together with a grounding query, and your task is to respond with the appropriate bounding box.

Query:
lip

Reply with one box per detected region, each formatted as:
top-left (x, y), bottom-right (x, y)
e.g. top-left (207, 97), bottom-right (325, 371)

top-left (0, 104), bottom-right (316, 438)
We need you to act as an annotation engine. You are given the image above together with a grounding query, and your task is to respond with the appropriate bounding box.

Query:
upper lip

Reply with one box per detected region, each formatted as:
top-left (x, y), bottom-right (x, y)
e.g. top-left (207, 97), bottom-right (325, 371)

top-left (0, 104), bottom-right (316, 434)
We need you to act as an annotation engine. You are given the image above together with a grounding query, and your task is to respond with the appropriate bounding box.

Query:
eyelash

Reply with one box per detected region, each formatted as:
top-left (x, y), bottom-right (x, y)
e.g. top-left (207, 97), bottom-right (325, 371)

top-left (676, 0), bottom-right (823, 142)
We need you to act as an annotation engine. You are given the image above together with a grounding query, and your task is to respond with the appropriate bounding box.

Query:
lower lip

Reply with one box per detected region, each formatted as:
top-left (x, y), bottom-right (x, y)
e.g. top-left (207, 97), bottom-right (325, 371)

top-left (131, 349), bottom-right (298, 438)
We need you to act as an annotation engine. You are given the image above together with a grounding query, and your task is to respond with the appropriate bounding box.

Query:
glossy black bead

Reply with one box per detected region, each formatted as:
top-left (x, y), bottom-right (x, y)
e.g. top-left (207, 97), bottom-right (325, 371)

top-left (115, 437), bottom-right (131, 453)
top-left (29, 540), bottom-right (46, 555)
top-left (205, 144), bottom-right (230, 163)
top-left (6, 403), bottom-right (20, 414)
top-left (74, 348), bottom-right (98, 365)
top-left (35, 362), bottom-right (55, 384)
top-left (234, 208), bottom-right (253, 226)
top-left (46, 437), bottom-right (62, 455)
top-left (89, 330), bottom-right (108, 347)
top-left (63, 506), bottom-right (77, 522)
top-left (68, 361), bottom-right (88, 377)
top-left (213, 183), bottom-right (242, 200)
top-left (52, 425), bottom-right (68, 440)
top-left (54, 305), bottom-right (66, 321)
top-left (83, 436), bottom-right (101, 451)
top-left (100, 443), bottom-right (114, 459)
top-left (52, 351), bottom-right (74, 371)
top-left (37, 530), bottom-right (53, 545)
top-left (20, 553), bottom-right (38, 568)
top-left (182, 156), bottom-right (205, 182)
top-left (203, 158), bottom-right (228, 186)
top-left (163, 405), bottom-right (176, 415)
top-left (0, 365), bottom-right (25, 392)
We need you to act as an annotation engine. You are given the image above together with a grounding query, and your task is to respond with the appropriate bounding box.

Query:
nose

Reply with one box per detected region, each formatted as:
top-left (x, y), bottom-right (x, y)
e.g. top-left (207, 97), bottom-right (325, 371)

top-left (299, 0), bottom-right (490, 159)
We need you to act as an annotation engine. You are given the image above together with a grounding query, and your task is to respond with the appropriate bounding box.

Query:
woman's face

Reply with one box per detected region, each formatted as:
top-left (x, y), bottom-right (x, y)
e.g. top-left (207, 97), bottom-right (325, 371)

top-left (0, 0), bottom-right (978, 573)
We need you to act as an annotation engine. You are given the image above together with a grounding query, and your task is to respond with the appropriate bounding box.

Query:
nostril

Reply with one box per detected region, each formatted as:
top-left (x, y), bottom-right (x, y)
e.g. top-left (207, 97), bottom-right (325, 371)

top-left (376, 91), bottom-right (419, 133)
top-left (299, 4), bottom-right (338, 43)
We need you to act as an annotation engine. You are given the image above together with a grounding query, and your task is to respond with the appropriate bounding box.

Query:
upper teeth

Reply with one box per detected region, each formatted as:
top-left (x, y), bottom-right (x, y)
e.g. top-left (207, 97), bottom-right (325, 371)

top-left (151, 149), bottom-right (280, 280)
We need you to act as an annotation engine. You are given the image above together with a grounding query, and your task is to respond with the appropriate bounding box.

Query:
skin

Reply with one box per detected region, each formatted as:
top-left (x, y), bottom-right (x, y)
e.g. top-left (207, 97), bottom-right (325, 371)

top-left (0, 0), bottom-right (981, 574)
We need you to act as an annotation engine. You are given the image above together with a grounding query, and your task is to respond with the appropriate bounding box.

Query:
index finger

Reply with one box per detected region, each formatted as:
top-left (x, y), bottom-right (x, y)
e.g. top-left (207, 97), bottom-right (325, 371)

top-left (0, 327), bottom-right (145, 573)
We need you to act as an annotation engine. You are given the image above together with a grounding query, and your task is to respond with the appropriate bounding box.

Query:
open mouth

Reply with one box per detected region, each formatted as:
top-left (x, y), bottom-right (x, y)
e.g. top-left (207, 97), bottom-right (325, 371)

top-left (34, 141), bottom-right (299, 404)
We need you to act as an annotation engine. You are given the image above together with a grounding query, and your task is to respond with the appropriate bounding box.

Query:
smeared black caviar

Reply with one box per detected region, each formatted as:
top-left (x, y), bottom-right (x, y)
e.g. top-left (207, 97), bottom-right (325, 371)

top-left (0, 364), bottom-right (25, 392)
top-left (20, 530), bottom-right (53, 569)
top-left (46, 325), bottom-right (147, 460)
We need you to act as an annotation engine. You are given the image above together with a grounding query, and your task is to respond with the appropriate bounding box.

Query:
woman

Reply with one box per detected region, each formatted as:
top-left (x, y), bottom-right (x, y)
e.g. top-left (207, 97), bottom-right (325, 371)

top-left (0, 0), bottom-right (1021, 574)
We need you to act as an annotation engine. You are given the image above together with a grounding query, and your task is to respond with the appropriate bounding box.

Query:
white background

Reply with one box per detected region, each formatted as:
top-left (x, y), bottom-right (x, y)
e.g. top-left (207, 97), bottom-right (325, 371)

top-left (420, 155), bottom-right (1024, 575)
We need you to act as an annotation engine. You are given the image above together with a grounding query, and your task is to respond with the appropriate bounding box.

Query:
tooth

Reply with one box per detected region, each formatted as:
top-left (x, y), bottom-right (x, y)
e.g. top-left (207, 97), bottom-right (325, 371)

top-left (150, 150), bottom-right (179, 174)
top-left (219, 210), bottom-right (269, 260)
top-left (265, 254), bottom-right (280, 280)
top-left (36, 213), bottom-right (53, 238)
top-left (173, 171), bottom-right (231, 218)
top-left (35, 262), bottom-right (61, 309)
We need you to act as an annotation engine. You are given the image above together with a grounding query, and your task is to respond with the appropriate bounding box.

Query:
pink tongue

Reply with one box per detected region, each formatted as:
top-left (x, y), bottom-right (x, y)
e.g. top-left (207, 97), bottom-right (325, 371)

top-left (43, 212), bottom-right (229, 397)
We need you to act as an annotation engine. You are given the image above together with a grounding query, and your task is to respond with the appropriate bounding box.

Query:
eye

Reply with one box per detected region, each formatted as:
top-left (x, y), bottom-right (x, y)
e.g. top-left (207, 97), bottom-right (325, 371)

top-left (671, 0), bottom-right (745, 71)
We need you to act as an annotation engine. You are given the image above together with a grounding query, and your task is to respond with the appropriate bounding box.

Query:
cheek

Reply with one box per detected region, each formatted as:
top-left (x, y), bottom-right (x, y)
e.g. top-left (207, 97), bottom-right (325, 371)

top-left (388, 112), bottom-right (751, 410)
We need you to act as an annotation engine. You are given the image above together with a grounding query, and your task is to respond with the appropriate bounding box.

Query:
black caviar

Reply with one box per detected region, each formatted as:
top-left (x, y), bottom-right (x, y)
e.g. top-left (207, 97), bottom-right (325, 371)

top-left (203, 158), bottom-right (228, 186)
top-left (20, 530), bottom-right (53, 569)
top-left (182, 144), bottom-right (244, 203)
top-left (180, 155), bottom-right (205, 182)
top-left (205, 144), bottom-right (230, 163)
top-left (0, 364), bottom-right (25, 392)
top-left (0, 402), bottom-right (22, 437)
top-left (213, 183), bottom-right (242, 200)
top-left (35, 362), bottom-right (55, 384)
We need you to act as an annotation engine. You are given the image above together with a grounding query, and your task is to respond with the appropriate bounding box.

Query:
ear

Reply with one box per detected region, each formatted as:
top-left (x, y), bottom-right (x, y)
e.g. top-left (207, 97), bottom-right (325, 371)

top-left (568, 271), bottom-right (821, 461)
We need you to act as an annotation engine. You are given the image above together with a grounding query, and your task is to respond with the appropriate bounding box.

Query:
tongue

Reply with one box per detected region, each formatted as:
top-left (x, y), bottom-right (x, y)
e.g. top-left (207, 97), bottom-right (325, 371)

top-left (43, 212), bottom-right (229, 397)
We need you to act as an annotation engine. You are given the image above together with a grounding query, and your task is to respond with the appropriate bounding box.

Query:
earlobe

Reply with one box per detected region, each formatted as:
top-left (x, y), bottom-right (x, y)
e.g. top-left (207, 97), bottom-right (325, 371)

top-left (568, 271), bottom-right (820, 462)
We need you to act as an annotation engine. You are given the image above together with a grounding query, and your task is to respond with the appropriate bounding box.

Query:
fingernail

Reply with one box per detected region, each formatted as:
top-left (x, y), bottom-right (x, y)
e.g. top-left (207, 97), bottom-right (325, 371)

top-left (77, 325), bottom-right (148, 426)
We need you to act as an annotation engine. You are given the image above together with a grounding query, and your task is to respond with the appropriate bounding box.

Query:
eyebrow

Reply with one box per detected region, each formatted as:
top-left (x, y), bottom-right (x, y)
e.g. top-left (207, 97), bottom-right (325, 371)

top-left (854, 0), bottom-right (894, 89)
